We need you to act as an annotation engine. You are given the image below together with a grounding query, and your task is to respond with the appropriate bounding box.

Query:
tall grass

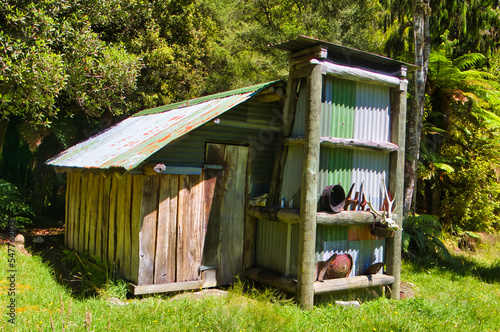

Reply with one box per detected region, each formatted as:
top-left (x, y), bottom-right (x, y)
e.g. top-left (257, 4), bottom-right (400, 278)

top-left (1, 242), bottom-right (500, 331)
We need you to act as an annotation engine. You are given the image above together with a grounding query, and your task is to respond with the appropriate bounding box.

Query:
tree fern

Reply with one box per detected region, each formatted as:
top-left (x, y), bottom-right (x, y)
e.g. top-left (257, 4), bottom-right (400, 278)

top-left (453, 53), bottom-right (487, 71)
top-left (402, 214), bottom-right (452, 261)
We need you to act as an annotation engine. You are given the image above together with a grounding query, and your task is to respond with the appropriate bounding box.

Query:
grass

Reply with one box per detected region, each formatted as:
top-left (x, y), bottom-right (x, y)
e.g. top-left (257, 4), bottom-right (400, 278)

top-left (1, 236), bottom-right (500, 331)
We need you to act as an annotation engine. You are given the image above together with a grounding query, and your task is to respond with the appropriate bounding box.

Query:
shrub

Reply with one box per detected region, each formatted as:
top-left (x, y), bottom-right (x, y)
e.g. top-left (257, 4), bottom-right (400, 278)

top-left (0, 178), bottom-right (34, 231)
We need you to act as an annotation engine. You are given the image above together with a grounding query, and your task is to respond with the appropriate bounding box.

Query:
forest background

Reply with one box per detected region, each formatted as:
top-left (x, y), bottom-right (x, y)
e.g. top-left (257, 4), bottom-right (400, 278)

top-left (1, 0), bottom-right (500, 235)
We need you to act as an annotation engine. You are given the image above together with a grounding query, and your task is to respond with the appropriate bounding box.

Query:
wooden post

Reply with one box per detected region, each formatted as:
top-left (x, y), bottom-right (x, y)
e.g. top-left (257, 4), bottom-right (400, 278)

top-left (387, 73), bottom-right (408, 300)
top-left (297, 63), bottom-right (322, 310)
top-left (243, 154), bottom-right (256, 270)
top-left (268, 69), bottom-right (300, 207)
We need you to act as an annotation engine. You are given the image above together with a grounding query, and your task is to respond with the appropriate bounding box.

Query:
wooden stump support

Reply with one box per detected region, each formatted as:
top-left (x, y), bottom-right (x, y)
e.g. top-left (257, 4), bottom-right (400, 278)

top-left (297, 63), bottom-right (322, 310)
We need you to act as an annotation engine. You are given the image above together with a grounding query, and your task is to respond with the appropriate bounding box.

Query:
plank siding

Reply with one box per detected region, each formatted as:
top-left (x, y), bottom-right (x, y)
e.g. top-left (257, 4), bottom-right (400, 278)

top-left (203, 144), bottom-right (226, 281)
top-left (101, 176), bottom-right (111, 263)
top-left (130, 175), bottom-right (143, 284)
top-left (177, 174), bottom-right (204, 282)
top-left (65, 151), bottom-right (249, 289)
top-left (107, 176), bottom-right (118, 265)
top-left (115, 177), bottom-right (126, 273)
top-left (123, 175), bottom-right (133, 280)
top-left (65, 173), bottom-right (70, 247)
top-left (66, 173), bottom-right (75, 249)
top-left (84, 173), bottom-right (94, 252)
top-left (155, 174), bottom-right (179, 284)
top-left (73, 173), bottom-right (81, 252)
top-left (95, 174), bottom-right (104, 260)
top-left (138, 176), bottom-right (160, 285)
top-left (191, 174), bottom-right (204, 281)
top-left (89, 174), bottom-right (99, 256)
top-left (69, 173), bottom-right (78, 249)
top-left (78, 175), bottom-right (88, 253)
top-left (220, 145), bottom-right (248, 285)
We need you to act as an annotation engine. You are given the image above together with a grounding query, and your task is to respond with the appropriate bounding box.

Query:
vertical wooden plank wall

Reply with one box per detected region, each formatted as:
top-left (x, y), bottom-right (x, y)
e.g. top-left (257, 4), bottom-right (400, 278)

top-left (115, 176), bottom-right (133, 279)
top-left (101, 176), bottom-right (111, 263)
top-left (176, 174), bottom-right (204, 283)
top-left (65, 171), bottom-right (210, 287)
top-left (130, 175), bottom-right (143, 284)
top-left (155, 175), bottom-right (179, 284)
top-left (219, 146), bottom-right (248, 285)
top-left (64, 173), bottom-right (70, 247)
top-left (115, 178), bottom-right (126, 272)
top-left (65, 172), bottom-right (137, 282)
top-left (78, 174), bottom-right (87, 253)
top-left (122, 176), bottom-right (133, 281)
top-left (95, 175), bottom-right (104, 258)
top-left (107, 176), bottom-right (118, 266)
top-left (89, 174), bottom-right (100, 256)
top-left (84, 173), bottom-right (93, 254)
top-left (137, 176), bottom-right (160, 285)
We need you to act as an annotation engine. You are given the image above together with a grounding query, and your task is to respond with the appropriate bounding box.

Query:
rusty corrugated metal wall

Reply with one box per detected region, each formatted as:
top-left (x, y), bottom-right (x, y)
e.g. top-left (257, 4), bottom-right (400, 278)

top-left (255, 220), bottom-right (300, 277)
top-left (321, 77), bottom-right (356, 138)
top-left (315, 77), bottom-right (391, 275)
top-left (255, 220), bottom-right (289, 274)
top-left (280, 76), bottom-right (392, 207)
top-left (318, 77), bottom-right (392, 207)
top-left (256, 82), bottom-right (305, 275)
top-left (316, 225), bottom-right (385, 277)
top-left (265, 75), bottom-right (392, 277)
top-left (315, 76), bottom-right (391, 275)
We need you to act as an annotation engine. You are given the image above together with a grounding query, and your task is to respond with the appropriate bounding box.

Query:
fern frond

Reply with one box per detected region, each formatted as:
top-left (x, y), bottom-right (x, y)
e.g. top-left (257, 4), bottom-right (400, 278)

top-left (475, 109), bottom-right (500, 128)
top-left (453, 53), bottom-right (487, 71)
top-left (461, 69), bottom-right (496, 81)
top-left (433, 162), bottom-right (455, 173)
top-left (402, 214), bottom-right (451, 261)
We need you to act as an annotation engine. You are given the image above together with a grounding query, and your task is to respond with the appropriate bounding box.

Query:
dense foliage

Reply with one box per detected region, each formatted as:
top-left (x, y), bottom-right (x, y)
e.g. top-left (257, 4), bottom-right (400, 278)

top-left (418, 43), bottom-right (500, 231)
top-left (1, 0), bottom-right (500, 232)
top-left (0, 178), bottom-right (33, 230)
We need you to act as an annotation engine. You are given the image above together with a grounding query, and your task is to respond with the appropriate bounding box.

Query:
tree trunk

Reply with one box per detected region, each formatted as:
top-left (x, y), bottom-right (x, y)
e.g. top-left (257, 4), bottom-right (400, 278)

top-left (403, 0), bottom-right (431, 213)
top-left (0, 118), bottom-right (9, 158)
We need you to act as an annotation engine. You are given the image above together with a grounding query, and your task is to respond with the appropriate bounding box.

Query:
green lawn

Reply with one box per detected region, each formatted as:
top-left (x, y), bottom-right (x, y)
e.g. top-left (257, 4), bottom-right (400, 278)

top-left (1, 238), bottom-right (500, 331)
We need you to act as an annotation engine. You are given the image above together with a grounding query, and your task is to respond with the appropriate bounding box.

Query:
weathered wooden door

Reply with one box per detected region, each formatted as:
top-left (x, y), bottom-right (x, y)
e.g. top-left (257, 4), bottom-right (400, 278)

top-left (204, 143), bottom-right (249, 285)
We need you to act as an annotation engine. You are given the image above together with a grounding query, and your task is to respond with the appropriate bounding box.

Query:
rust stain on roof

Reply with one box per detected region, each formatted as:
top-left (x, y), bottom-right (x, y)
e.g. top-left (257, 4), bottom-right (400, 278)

top-left (46, 81), bottom-right (281, 171)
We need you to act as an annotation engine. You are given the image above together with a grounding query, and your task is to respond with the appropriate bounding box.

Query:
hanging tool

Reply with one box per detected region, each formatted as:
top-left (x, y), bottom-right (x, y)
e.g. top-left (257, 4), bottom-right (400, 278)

top-left (357, 181), bottom-right (364, 211)
top-left (343, 183), bottom-right (355, 210)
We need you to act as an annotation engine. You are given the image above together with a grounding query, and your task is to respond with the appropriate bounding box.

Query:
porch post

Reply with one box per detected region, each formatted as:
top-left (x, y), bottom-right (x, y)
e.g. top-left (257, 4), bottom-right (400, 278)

top-left (387, 70), bottom-right (408, 300)
top-left (297, 63), bottom-right (322, 310)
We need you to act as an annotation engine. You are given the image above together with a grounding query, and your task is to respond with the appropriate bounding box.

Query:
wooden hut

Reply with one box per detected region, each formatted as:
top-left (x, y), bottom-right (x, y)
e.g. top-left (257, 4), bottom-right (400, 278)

top-left (47, 36), bottom-right (414, 306)
top-left (47, 81), bottom-right (285, 295)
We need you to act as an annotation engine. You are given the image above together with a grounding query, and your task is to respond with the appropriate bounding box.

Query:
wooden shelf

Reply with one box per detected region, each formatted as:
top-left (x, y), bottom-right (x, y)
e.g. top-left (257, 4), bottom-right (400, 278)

top-left (317, 211), bottom-right (382, 225)
top-left (245, 267), bottom-right (394, 295)
top-left (314, 274), bottom-right (394, 295)
top-left (245, 267), bottom-right (297, 294)
top-left (248, 206), bottom-right (300, 224)
top-left (284, 136), bottom-right (398, 153)
top-left (248, 206), bottom-right (385, 225)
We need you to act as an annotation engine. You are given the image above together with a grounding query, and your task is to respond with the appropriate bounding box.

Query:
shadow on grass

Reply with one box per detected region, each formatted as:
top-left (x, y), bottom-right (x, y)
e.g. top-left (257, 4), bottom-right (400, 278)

top-left (25, 233), bottom-right (127, 299)
top-left (441, 255), bottom-right (500, 283)
top-left (404, 253), bottom-right (500, 284)
top-left (25, 233), bottom-right (288, 303)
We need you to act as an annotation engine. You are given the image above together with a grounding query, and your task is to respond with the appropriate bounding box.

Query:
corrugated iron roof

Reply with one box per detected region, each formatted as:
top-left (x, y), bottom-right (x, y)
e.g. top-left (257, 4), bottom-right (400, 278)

top-left (269, 35), bottom-right (417, 73)
top-left (46, 81), bottom-right (280, 171)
